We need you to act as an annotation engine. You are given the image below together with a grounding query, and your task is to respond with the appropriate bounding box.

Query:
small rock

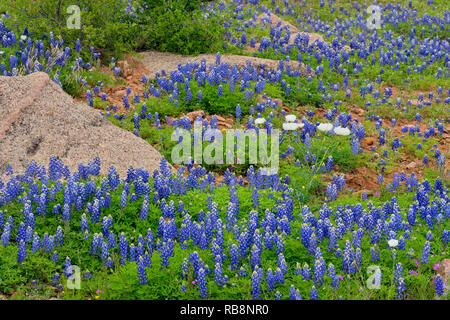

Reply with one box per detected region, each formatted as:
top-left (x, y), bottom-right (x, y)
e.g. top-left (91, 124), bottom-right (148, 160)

top-left (186, 110), bottom-right (205, 122)
top-left (117, 60), bottom-right (132, 78)
top-left (406, 162), bottom-right (417, 170)
top-left (372, 153), bottom-right (380, 160)
top-left (354, 108), bottom-right (364, 116)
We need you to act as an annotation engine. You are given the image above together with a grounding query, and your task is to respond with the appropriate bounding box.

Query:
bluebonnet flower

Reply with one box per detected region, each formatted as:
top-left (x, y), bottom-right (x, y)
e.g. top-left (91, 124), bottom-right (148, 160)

top-left (122, 95), bottom-right (130, 109)
top-left (310, 286), bottom-right (318, 300)
top-left (251, 188), bottom-right (259, 209)
top-left (230, 244), bottom-right (239, 270)
top-left (75, 39), bottom-right (81, 52)
top-left (398, 237), bottom-right (405, 250)
top-left (133, 113), bottom-right (140, 132)
top-left (238, 265), bottom-right (247, 277)
top-left (137, 256), bottom-right (148, 285)
top-left (119, 233), bottom-right (128, 265)
top-left (250, 243), bottom-right (261, 270)
top-left (275, 235), bottom-right (285, 255)
top-left (302, 263), bottom-right (312, 280)
top-left (420, 241), bottom-right (431, 264)
top-left (328, 263), bottom-right (340, 290)
top-left (16, 222), bottom-right (26, 243)
top-left (314, 257), bottom-right (326, 287)
top-left (51, 251), bottom-right (59, 262)
top-left (414, 113), bottom-right (421, 122)
top-left (214, 262), bottom-right (227, 287)
top-left (101, 240), bottom-right (109, 261)
top-left (395, 277), bottom-right (406, 300)
top-left (17, 240), bottom-right (27, 263)
top-left (391, 138), bottom-right (402, 153)
top-left (370, 246), bottom-right (379, 262)
top-left (266, 268), bottom-right (275, 291)
top-left (378, 130), bottom-right (385, 146)
top-left (325, 156), bottom-right (333, 172)
top-left (160, 240), bottom-right (173, 270)
top-left (274, 267), bottom-right (284, 284)
top-left (180, 259), bottom-right (189, 279)
top-left (326, 183), bottom-right (338, 202)
top-left (185, 88), bottom-right (192, 102)
top-left (197, 268), bottom-right (208, 299)
top-left (235, 104), bottom-right (241, 120)
top-left (64, 257), bottom-right (73, 278)
top-left (120, 190), bottom-right (128, 208)
top-left (274, 291), bottom-right (282, 300)
top-left (52, 273), bottom-right (60, 287)
top-left (392, 262), bottom-right (403, 285)
top-left (84, 271), bottom-right (92, 280)
top-left (435, 275), bottom-right (444, 297)
top-left (289, 285), bottom-right (298, 300)
top-left (106, 257), bottom-right (113, 268)
top-left (140, 199), bottom-right (149, 220)
top-left (79, 213), bottom-right (89, 234)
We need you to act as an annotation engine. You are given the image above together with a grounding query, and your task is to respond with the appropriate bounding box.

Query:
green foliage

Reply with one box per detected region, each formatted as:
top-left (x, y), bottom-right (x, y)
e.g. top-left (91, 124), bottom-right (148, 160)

top-left (135, 0), bottom-right (225, 55)
top-left (142, 0), bottom-right (202, 12)
top-left (280, 76), bottom-right (322, 108)
top-left (0, 0), bottom-right (225, 58)
top-left (310, 136), bottom-right (365, 173)
top-left (59, 66), bottom-right (124, 97)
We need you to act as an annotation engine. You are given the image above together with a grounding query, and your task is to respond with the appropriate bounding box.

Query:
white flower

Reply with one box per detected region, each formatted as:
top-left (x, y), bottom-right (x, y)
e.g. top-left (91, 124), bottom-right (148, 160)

top-left (282, 121), bottom-right (305, 131)
top-left (283, 122), bottom-right (298, 130)
top-left (255, 118), bottom-right (266, 125)
top-left (317, 123), bottom-right (333, 132)
top-left (388, 239), bottom-right (399, 248)
top-left (0, 51), bottom-right (4, 55)
top-left (334, 126), bottom-right (351, 136)
top-left (20, 35), bottom-right (27, 41)
top-left (285, 114), bottom-right (297, 122)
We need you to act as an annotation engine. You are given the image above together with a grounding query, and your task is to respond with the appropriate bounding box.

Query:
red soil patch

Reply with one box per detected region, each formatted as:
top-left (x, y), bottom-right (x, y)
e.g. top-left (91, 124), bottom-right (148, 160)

top-left (345, 167), bottom-right (380, 192)
top-left (75, 55), bottom-right (150, 114)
